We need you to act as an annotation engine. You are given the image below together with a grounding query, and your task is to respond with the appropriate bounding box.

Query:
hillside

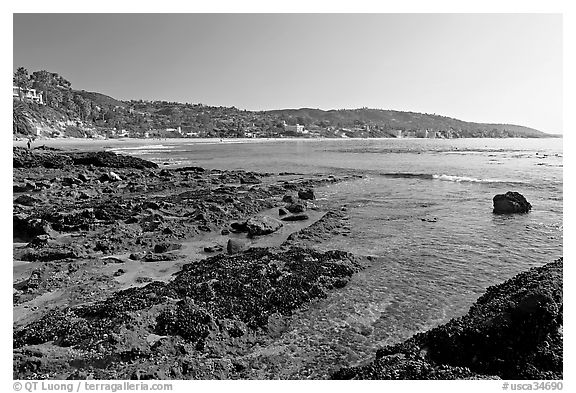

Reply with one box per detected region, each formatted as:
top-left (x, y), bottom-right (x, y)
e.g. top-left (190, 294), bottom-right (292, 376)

top-left (13, 68), bottom-right (557, 139)
top-left (265, 108), bottom-right (552, 138)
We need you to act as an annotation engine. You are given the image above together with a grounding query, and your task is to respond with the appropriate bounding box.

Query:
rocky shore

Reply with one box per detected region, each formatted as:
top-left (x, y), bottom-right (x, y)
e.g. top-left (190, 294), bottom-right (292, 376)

top-left (13, 146), bottom-right (563, 380)
top-left (13, 146), bottom-right (366, 379)
top-left (333, 258), bottom-right (563, 380)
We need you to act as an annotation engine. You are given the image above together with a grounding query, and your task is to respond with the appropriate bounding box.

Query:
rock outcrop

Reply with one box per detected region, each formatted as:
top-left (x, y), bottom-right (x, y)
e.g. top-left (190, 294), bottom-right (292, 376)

top-left (333, 258), bottom-right (563, 380)
top-left (493, 192), bottom-right (532, 214)
top-left (245, 216), bottom-right (283, 237)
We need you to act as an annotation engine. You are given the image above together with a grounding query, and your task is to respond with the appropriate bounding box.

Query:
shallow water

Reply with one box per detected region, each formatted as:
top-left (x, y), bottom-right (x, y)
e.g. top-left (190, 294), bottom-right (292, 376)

top-left (103, 137), bottom-right (562, 377)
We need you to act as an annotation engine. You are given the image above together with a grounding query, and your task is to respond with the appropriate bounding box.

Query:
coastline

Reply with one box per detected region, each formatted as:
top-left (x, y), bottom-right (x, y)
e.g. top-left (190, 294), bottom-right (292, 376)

top-left (13, 136), bottom-right (563, 150)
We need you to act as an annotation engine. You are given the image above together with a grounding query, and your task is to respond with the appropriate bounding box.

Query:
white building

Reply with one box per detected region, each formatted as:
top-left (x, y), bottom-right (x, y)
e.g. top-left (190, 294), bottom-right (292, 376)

top-left (283, 121), bottom-right (305, 133)
top-left (13, 86), bottom-right (44, 104)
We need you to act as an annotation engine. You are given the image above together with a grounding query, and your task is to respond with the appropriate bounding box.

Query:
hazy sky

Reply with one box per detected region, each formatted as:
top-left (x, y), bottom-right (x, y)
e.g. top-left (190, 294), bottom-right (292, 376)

top-left (13, 13), bottom-right (562, 133)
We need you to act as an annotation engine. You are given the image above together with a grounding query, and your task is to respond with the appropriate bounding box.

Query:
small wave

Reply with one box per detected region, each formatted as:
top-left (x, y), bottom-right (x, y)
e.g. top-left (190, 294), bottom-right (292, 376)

top-left (109, 144), bottom-right (173, 151)
top-left (433, 174), bottom-right (505, 183)
top-left (381, 172), bottom-right (519, 183)
top-left (380, 173), bottom-right (434, 180)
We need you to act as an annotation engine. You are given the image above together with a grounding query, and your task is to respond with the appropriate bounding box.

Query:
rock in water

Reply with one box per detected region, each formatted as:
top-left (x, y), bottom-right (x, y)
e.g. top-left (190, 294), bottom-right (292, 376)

top-left (226, 239), bottom-right (245, 254)
top-left (281, 214), bottom-right (309, 222)
top-left (246, 216), bottom-right (283, 237)
top-left (493, 191), bottom-right (532, 214)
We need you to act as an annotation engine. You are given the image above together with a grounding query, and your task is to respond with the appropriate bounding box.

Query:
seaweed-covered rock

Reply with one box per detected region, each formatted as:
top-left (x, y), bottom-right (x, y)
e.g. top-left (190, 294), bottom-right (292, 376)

top-left (334, 258), bottom-right (563, 380)
top-left (14, 248), bottom-right (363, 355)
top-left (493, 191), bottom-right (532, 214)
top-left (155, 298), bottom-right (213, 343)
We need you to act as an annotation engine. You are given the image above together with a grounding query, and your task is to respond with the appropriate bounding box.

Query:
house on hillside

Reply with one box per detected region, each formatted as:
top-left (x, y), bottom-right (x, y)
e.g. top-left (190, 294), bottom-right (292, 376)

top-left (13, 86), bottom-right (44, 104)
top-left (283, 121), bottom-right (305, 134)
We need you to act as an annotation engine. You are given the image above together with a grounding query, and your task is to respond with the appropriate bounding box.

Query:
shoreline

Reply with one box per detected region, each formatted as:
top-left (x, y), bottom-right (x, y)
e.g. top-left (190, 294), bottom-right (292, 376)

top-left (13, 136), bottom-right (563, 149)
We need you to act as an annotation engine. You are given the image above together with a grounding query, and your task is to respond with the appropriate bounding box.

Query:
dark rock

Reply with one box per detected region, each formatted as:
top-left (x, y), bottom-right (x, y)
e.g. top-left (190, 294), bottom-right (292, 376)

top-left (26, 270), bottom-right (42, 290)
top-left (175, 166), bottom-right (205, 173)
top-left (226, 239), bottom-right (246, 254)
top-left (278, 208), bottom-right (288, 216)
top-left (286, 202), bottom-right (306, 214)
top-left (153, 243), bottom-right (182, 254)
top-left (298, 188), bottom-right (315, 200)
top-left (14, 194), bottom-right (42, 206)
top-left (282, 193), bottom-right (298, 204)
top-left (13, 182), bottom-right (36, 193)
top-left (99, 171), bottom-right (122, 182)
top-left (334, 258), bottom-right (563, 380)
top-left (281, 214), bottom-right (309, 222)
top-left (204, 244), bottom-right (223, 253)
top-left (155, 298), bottom-right (212, 342)
top-left (142, 253), bottom-right (181, 262)
top-left (27, 235), bottom-right (52, 248)
top-left (13, 214), bottom-right (56, 242)
top-left (69, 151), bottom-right (158, 169)
top-left (230, 221), bottom-right (248, 233)
top-left (19, 244), bottom-right (86, 262)
top-left (245, 215), bottom-right (283, 237)
top-left (62, 177), bottom-right (83, 187)
top-left (221, 229), bottom-right (230, 235)
top-left (129, 253), bottom-right (144, 261)
top-left (113, 269), bottom-right (126, 277)
top-left (13, 147), bottom-right (73, 169)
top-left (493, 191), bottom-right (532, 214)
top-left (240, 174), bottom-right (261, 184)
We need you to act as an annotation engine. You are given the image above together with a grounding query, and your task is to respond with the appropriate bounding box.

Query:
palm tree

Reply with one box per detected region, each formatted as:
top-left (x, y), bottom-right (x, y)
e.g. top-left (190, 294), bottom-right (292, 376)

top-left (13, 67), bottom-right (32, 101)
top-left (13, 101), bottom-right (32, 135)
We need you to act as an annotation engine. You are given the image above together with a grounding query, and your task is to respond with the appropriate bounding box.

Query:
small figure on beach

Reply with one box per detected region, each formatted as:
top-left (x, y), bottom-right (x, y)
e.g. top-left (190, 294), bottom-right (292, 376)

top-left (26, 137), bottom-right (32, 149)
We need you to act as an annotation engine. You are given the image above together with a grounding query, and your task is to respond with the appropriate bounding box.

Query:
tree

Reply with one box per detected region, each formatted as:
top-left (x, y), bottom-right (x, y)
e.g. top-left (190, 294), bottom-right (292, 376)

top-left (74, 94), bottom-right (91, 121)
top-left (31, 70), bottom-right (56, 105)
top-left (13, 101), bottom-right (33, 135)
top-left (13, 67), bottom-right (32, 100)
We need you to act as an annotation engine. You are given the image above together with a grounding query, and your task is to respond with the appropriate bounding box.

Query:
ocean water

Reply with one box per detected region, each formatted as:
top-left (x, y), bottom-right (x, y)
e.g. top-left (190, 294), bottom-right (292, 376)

top-left (107, 137), bottom-right (563, 378)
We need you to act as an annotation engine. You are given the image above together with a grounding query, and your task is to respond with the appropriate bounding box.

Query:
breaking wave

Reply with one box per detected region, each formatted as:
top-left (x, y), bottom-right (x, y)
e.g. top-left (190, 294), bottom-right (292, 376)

top-left (380, 173), bottom-right (520, 184)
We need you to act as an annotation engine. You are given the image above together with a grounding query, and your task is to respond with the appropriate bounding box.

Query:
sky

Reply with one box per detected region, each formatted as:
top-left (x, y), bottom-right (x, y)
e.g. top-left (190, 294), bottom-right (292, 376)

top-left (13, 13), bottom-right (562, 134)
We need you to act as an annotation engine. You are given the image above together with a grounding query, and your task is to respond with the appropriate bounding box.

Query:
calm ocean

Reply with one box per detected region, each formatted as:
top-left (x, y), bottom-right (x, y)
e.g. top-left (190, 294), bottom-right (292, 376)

top-left (106, 137), bottom-right (563, 378)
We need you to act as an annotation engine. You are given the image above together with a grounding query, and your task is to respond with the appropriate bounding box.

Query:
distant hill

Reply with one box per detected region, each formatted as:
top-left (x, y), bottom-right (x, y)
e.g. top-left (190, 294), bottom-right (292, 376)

top-left (13, 67), bottom-right (558, 139)
top-left (75, 90), bottom-right (126, 109)
top-left (264, 108), bottom-right (554, 138)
